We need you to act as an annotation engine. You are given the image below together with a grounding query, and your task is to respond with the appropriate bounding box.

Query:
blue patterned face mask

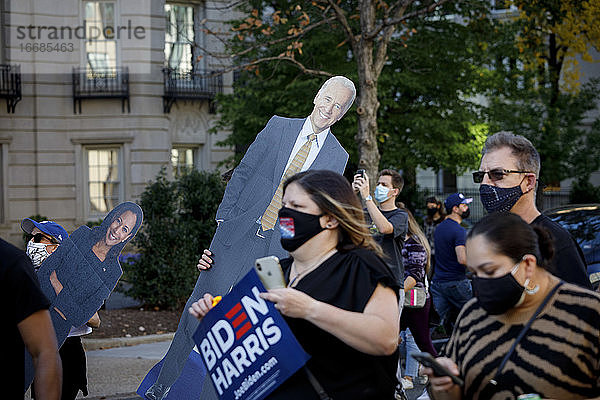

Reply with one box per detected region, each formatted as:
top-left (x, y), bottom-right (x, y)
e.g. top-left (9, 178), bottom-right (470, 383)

top-left (479, 184), bottom-right (523, 213)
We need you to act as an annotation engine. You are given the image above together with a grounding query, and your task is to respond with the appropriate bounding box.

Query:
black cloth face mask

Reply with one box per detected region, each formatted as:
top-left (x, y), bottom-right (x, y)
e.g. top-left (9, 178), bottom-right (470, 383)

top-left (278, 207), bottom-right (325, 252)
top-left (427, 208), bottom-right (438, 218)
top-left (461, 208), bottom-right (470, 219)
top-left (479, 183), bottom-right (523, 214)
top-left (472, 261), bottom-right (525, 315)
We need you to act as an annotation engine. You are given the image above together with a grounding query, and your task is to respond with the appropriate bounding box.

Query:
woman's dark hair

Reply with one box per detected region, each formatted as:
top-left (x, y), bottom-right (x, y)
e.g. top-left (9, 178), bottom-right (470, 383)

top-left (467, 213), bottom-right (554, 269)
top-left (425, 196), bottom-right (438, 204)
top-left (425, 196), bottom-right (446, 222)
top-left (91, 201), bottom-right (144, 261)
top-left (283, 170), bottom-right (383, 256)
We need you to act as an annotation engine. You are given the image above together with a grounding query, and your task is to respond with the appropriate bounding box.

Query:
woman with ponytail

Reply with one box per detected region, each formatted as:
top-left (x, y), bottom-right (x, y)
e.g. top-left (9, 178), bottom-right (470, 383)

top-left (424, 212), bottom-right (600, 400)
top-left (397, 208), bottom-right (438, 390)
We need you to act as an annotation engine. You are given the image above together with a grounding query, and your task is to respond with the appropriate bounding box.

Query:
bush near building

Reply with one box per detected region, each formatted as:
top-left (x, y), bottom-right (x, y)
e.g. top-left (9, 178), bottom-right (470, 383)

top-left (123, 168), bottom-right (225, 309)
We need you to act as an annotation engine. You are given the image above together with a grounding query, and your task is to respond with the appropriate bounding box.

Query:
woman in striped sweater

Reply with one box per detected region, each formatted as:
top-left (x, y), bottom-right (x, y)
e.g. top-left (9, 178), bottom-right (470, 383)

top-left (424, 212), bottom-right (600, 400)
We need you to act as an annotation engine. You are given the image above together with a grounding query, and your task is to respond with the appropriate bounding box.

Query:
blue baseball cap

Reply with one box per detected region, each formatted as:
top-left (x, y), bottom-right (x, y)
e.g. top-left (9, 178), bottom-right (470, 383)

top-left (21, 219), bottom-right (68, 243)
top-left (444, 193), bottom-right (473, 211)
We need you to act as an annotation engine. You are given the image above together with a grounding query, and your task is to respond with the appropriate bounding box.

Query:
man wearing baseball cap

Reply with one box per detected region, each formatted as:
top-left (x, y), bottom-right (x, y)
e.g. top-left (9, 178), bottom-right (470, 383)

top-left (430, 193), bottom-right (473, 333)
top-left (21, 219), bottom-right (69, 271)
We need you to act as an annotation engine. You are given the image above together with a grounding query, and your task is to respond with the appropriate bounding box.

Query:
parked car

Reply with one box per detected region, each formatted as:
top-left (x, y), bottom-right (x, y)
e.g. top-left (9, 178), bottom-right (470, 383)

top-left (544, 204), bottom-right (600, 289)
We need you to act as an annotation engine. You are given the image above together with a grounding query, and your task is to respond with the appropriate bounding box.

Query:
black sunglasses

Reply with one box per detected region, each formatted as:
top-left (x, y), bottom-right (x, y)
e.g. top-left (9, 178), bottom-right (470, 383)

top-left (472, 169), bottom-right (531, 183)
top-left (33, 233), bottom-right (59, 245)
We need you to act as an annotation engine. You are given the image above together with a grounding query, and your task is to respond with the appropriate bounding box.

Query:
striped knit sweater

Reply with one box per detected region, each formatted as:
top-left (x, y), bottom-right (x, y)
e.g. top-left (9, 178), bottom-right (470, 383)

top-left (444, 282), bottom-right (600, 399)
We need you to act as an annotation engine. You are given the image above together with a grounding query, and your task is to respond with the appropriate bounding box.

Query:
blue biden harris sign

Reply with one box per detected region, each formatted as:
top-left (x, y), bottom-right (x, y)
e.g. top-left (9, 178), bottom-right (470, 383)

top-left (193, 269), bottom-right (309, 400)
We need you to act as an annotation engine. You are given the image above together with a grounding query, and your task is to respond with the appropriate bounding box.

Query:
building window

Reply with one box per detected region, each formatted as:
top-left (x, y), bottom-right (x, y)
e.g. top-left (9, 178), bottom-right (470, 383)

top-left (171, 147), bottom-right (195, 176)
top-left (165, 4), bottom-right (195, 73)
top-left (86, 148), bottom-right (122, 214)
top-left (84, 1), bottom-right (118, 72)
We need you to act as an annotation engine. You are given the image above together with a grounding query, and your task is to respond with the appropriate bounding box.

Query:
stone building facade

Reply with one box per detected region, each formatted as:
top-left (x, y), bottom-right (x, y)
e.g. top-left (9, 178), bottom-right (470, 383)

top-left (0, 0), bottom-right (237, 246)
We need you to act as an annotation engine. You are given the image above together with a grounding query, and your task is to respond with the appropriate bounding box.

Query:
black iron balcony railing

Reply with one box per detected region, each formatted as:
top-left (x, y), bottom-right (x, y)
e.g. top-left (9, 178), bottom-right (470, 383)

top-left (0, 64), bottom-right (22, 113)
top-left (72, 67), bottom-right (130, 114)
top-left (163, 68), bottom-right (222, 113)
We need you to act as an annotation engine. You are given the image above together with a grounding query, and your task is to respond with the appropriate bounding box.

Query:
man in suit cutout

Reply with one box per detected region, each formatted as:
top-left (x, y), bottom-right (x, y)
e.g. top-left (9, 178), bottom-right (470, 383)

top-left (145, 76), bottom-right (356, 400)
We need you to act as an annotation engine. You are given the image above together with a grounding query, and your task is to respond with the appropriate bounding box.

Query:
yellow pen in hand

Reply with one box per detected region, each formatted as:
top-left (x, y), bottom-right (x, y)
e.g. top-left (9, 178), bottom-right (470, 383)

top-left (211, 296), bottom-right (222, 307)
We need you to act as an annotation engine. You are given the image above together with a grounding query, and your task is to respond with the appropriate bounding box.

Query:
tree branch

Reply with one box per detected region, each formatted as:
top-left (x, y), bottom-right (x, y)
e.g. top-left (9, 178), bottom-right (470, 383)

top-left (203, 55), bottom-right (333, 78)
top-left (205, 0), bottom-right (246, 11)
top-left (386, 0), bottom-right (451, 26)
top-left (325, 0), bottom-right (358, 49)
top-left (373, 0), bottom-right (414, 76)
top-left (366, 0), bottom-right (450, 39)
top-left (364, 0), bottom-right (413, 40)
top-left (230, 16), bottom-right (337, 58)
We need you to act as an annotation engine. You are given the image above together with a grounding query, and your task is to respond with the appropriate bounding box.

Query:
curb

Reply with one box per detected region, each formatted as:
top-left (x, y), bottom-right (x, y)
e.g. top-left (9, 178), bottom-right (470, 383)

top-left (83, 332), bottom-right (175, 351)
top-left (79, 393), bottom-right (139, 400)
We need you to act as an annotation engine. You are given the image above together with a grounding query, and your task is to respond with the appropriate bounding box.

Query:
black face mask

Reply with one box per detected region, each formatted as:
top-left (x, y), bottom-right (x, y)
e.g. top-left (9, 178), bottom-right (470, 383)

top-left (427, 208), bottom-right (438, 218)
top-left (460, 208), bottom-right (470, 219)
top-left (479, 183), bottom-right (523, 214)
top-left (278, 207), bottom-right (325, 252)
top-left (472, 262), bottom-right (525, 315)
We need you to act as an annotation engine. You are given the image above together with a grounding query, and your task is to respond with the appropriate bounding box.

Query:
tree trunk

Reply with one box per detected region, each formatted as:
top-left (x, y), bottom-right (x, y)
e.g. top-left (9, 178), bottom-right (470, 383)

top-left (547, 33), bottom-right (562, 107)
top-left (355, 76), bottom-right (380, 188)
top-left (354, 0), bottom-right (381, 189)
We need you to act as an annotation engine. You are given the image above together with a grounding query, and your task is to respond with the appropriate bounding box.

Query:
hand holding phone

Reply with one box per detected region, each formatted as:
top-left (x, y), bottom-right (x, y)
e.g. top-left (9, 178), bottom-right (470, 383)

top-left (254, 256), bottom-right (286, 289)
top-left (412, 352), bottom-right (464, 387)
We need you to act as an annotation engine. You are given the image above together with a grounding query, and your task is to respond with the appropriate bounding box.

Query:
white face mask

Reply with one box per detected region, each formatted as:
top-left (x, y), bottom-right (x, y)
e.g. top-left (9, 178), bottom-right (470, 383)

top-left (26, 241), bottom-right (51, 271)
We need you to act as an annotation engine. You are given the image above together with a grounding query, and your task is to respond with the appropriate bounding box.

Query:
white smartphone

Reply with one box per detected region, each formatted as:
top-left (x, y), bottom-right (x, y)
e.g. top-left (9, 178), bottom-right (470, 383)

top-left (254, 256), bottom-right (286, 289)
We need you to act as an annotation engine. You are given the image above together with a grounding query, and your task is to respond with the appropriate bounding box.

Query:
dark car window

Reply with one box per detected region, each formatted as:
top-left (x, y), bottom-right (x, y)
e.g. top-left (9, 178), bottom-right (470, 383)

top-left (547, 206), bottom-right (600, 265)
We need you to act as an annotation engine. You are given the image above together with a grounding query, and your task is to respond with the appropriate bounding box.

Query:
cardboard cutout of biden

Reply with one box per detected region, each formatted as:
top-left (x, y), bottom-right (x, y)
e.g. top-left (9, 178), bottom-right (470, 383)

top-left (138, 269), bottom-right (309, 400)
top-left (24, 202), bottom-right (143, 391)
top-left (145, 76), bottom-right (353, 400)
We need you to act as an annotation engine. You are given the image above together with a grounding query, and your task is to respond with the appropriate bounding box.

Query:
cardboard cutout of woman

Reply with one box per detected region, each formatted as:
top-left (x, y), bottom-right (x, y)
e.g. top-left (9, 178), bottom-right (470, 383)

top-left (24, 202), bottom-right (143, 391)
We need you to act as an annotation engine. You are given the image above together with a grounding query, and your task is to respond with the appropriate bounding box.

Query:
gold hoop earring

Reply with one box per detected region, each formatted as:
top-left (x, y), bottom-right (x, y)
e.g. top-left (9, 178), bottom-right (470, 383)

top-left (523, 279), bottom-right (539, 295)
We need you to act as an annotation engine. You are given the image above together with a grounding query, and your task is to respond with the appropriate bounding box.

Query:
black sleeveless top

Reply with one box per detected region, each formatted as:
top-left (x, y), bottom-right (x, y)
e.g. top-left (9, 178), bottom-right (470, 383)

top-left (267, 247), bottom-right (400, 400)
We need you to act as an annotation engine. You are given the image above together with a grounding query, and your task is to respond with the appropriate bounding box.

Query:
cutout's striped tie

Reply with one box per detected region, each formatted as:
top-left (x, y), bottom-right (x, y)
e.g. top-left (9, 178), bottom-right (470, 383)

top-left (261, 133), bottom-right (317, 231)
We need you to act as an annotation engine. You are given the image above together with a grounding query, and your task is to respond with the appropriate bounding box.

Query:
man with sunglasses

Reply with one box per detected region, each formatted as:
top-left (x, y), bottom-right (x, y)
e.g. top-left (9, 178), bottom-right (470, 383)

top-left (475, 131), bottom-right (590, 289)
top-left (22, 219), bottom-right (67, 271)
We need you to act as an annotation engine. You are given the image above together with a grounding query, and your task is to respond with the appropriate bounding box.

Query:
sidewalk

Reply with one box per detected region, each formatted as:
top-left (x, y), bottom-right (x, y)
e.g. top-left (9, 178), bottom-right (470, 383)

top-left (25, 334), bottom-right (174, 400)
top-left (26, 332), bottom-right (429, 400)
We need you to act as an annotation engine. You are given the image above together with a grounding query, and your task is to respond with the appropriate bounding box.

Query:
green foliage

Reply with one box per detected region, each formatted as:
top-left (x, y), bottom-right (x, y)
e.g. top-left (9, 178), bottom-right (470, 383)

top-left (483, 4), bottom-right (600, 187)
top-left (570, 178), bottom-right (600, 204)
top-left (86, 219), bottom-right (103, 228)
top-left (214, 0), bottom-right (497, 176)
top-left (377, 3), bottom-right (495, 174)
top-left (21, 214), bottom-right (49, 247)
top-left (213, 2), bottom-right (357, 167)
top-left (215, 0), bottom-right (600, 193)
top-left (397, 182), bottom-right (428, 219)
top-left (486, 58), bottom-right (600, 185)
top-left (123, 168), bottom-right (225, 309)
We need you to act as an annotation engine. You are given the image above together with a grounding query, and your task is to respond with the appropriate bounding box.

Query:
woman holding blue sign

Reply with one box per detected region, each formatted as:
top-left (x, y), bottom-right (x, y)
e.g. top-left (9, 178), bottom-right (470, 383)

top-left (191, 170), bottom-right (401, 399)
